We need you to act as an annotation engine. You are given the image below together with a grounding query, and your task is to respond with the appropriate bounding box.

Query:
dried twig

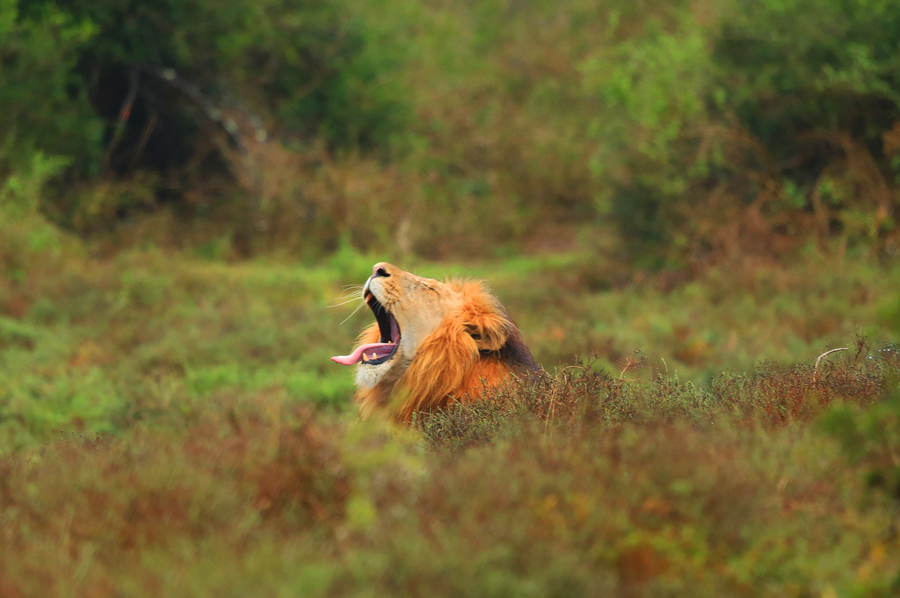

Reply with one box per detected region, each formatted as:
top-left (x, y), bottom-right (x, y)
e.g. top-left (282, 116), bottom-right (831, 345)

top-left (127, 112), bottom-right (158, 173)
top-left (103, 68), bottom-right (140, 170)
top-left (813, 347), bottom-right (848, 385)
top-left (545, 362), bottom-right (591, 434)
top-left (619, 350), bottom-right (643, 381)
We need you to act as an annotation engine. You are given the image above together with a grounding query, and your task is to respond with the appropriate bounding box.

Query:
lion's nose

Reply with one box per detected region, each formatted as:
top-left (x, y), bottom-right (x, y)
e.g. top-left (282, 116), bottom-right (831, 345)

top-left (372, 263), bottom-right (392, 278)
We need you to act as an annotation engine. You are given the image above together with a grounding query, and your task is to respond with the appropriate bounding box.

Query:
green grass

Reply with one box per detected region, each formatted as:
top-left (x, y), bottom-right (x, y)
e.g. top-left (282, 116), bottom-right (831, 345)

top-left (2, 358), bottom-right (899, 596)
top-left (2, 224), bottom-right (900, 595)
top-left (1, 232), bottom-right (899, 451)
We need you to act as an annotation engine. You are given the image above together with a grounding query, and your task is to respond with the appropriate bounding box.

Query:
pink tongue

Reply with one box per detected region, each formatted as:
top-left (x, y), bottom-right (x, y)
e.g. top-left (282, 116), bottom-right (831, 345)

top-left (331, 342), bottom-right (396, 366)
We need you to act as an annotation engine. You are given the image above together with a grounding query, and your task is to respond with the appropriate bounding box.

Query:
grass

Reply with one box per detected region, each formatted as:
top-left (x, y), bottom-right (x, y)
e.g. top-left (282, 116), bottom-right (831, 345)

top-left (1, 227), bottom-right (899, 451)
top-left (2, 354), bottom-right (899, 596)
top-left (2, 220), bottom-right (900, 594)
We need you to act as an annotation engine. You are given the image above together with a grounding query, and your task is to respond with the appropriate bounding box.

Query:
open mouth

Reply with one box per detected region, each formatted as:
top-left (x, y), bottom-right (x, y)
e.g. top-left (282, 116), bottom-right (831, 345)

top-left (331, 291), bottom-right (400, 366)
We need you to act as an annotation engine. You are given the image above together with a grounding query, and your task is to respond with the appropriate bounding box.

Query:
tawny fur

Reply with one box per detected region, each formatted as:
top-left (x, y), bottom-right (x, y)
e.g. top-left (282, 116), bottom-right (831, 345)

top-left (349, 273), bottom-right (537, 422)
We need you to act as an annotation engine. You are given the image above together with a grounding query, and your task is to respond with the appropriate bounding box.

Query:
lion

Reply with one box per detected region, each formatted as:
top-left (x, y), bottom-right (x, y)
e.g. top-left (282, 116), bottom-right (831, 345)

top-left (332, 262), bottom-right (540, 422)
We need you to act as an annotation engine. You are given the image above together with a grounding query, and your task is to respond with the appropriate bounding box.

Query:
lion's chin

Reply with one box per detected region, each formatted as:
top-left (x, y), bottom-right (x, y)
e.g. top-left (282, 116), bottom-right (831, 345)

top-left (354, 356), bottom-right (406, 389)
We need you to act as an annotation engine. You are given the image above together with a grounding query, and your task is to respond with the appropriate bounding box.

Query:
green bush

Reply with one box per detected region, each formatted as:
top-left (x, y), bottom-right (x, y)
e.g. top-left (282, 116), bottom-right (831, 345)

top-left (0, 0), bottom-right (100, 178)
top-left (2, 0), bottom-right (408, 235)
top-left (583, 0), bottom-right (900, 263)
top-left (820, 370), bottom-right (900, 501)
top-left (8, 0), bottom-right (900, 260)
top-left (37, 0), bottom-right (408, 150)
top-left (716, 0), bottom-right (900, 159)
top-left (0, 152), bottom-right (78, 301)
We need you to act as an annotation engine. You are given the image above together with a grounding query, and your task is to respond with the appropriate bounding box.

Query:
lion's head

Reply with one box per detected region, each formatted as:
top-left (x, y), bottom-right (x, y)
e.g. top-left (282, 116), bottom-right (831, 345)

top-left (332, 263), bottom-right (539, 421)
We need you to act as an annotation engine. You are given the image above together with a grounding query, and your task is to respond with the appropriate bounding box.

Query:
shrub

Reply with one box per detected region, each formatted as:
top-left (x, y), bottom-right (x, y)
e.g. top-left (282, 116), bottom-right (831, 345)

top-left (582, 0), bottom-right (900, 264)
top-left (820, 358), bottom-right (900, 501)
top-left (419, 345), bottom-right (900, 449)
top-left (5, 0), bottom-right (408, 235)
top-left (0, 0), bottom-right (100, 178)
top-left (40, 0), bottom-right (407, 150)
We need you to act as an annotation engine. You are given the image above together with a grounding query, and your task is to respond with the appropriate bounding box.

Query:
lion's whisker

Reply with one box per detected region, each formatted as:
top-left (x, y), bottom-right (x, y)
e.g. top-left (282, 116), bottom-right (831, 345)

top-left (334, 286), bottom-right (365, 300)
top-left (340, 300), bottom-right (368, 325)
top-left (328, 297), bottom-right (364, 308)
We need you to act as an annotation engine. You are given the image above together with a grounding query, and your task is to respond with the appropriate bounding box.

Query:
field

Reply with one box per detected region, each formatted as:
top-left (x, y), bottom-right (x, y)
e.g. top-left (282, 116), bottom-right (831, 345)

top-left (3, 224), bottom-right (899, 450)
top-left (2, 226), bottom-right (900, 595)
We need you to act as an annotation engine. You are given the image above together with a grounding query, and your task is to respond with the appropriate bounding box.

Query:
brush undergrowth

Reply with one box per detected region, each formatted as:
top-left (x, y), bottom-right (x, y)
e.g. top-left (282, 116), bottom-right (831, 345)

top-left (3, 192), bottom-right (900, 595)
top-left (2, 349), bottom-right (900, 597)
top-left (2, 213), bottom-right (899, 452)
top-left (6, 0), bottom-right (899, 262)
top-left (418, 338), bottom-right (900, 450)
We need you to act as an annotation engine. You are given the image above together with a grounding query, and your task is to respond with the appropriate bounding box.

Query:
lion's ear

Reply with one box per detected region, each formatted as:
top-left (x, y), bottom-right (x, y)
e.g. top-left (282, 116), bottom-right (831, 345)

top-left (464, 313), bottom-right (509, 352)
top-left (456, 283), bottom-right (510, 352)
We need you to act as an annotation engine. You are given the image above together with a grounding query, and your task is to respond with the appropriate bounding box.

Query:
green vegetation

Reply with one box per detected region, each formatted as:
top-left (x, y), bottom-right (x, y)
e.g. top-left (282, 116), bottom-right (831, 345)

top-left (1, 225), bottom-right (898, 594)
top-left (3, 0), bottom-right (899, 257)
top-left (2, 344), bottom-right (900, 596)
top-left (3, 0), bottom-right (900, 594)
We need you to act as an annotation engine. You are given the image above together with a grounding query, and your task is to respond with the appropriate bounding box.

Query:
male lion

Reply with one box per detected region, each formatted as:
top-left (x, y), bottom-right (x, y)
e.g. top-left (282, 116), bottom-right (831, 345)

top-left (332, 262), bottom-right (539, 421)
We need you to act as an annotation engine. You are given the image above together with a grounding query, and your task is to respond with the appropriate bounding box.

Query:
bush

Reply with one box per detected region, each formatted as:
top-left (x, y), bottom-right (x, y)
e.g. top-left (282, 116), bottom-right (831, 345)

top-left (40, 0), bottom-right (408, 150)
top-left (4, 0), bottom-right (408, 235)
top-left (9, 0), bottom-right (900, 260)
top-left (418, 345), bottom-right (900, 450)
top-left (0, 0), bottom-right (100, 178)
top-left (820, 366), bottom-right (900, 501)
top-left (583, 0), bottom-right (900, 264)
top-left (0, 152), bottom-right (78, 306)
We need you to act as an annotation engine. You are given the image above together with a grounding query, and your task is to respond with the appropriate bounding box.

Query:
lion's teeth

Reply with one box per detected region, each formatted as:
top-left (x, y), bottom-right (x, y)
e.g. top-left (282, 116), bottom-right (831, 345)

top-left (362, 353), bottom-right (369, 362)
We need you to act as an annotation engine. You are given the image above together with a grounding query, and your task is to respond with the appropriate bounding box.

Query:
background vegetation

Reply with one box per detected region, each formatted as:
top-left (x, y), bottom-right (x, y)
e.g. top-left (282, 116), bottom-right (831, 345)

top-left (2, 0), bottom-right (900, 594)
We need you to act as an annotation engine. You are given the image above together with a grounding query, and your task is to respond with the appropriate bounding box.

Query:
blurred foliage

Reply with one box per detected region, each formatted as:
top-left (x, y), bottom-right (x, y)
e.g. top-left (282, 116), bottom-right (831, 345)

top-left (821, 365), bottom-right (900, 501)
top-left (33, 0), bottom-right (408, 149)
top-left (2, 352), bottom-right (900, 596)
top-left (584, 0), bottom-right (900, 262)
top-left (4, 0), bottom-right (900, 260)
top-left (3, 0), bottom-right (408, 237)
top-left (0, 0), bottom-right (100, 178)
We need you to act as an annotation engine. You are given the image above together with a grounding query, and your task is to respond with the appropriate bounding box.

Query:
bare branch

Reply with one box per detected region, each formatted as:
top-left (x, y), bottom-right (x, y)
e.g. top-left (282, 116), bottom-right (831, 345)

top-left (813, 347), bottom-right (848, 385)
